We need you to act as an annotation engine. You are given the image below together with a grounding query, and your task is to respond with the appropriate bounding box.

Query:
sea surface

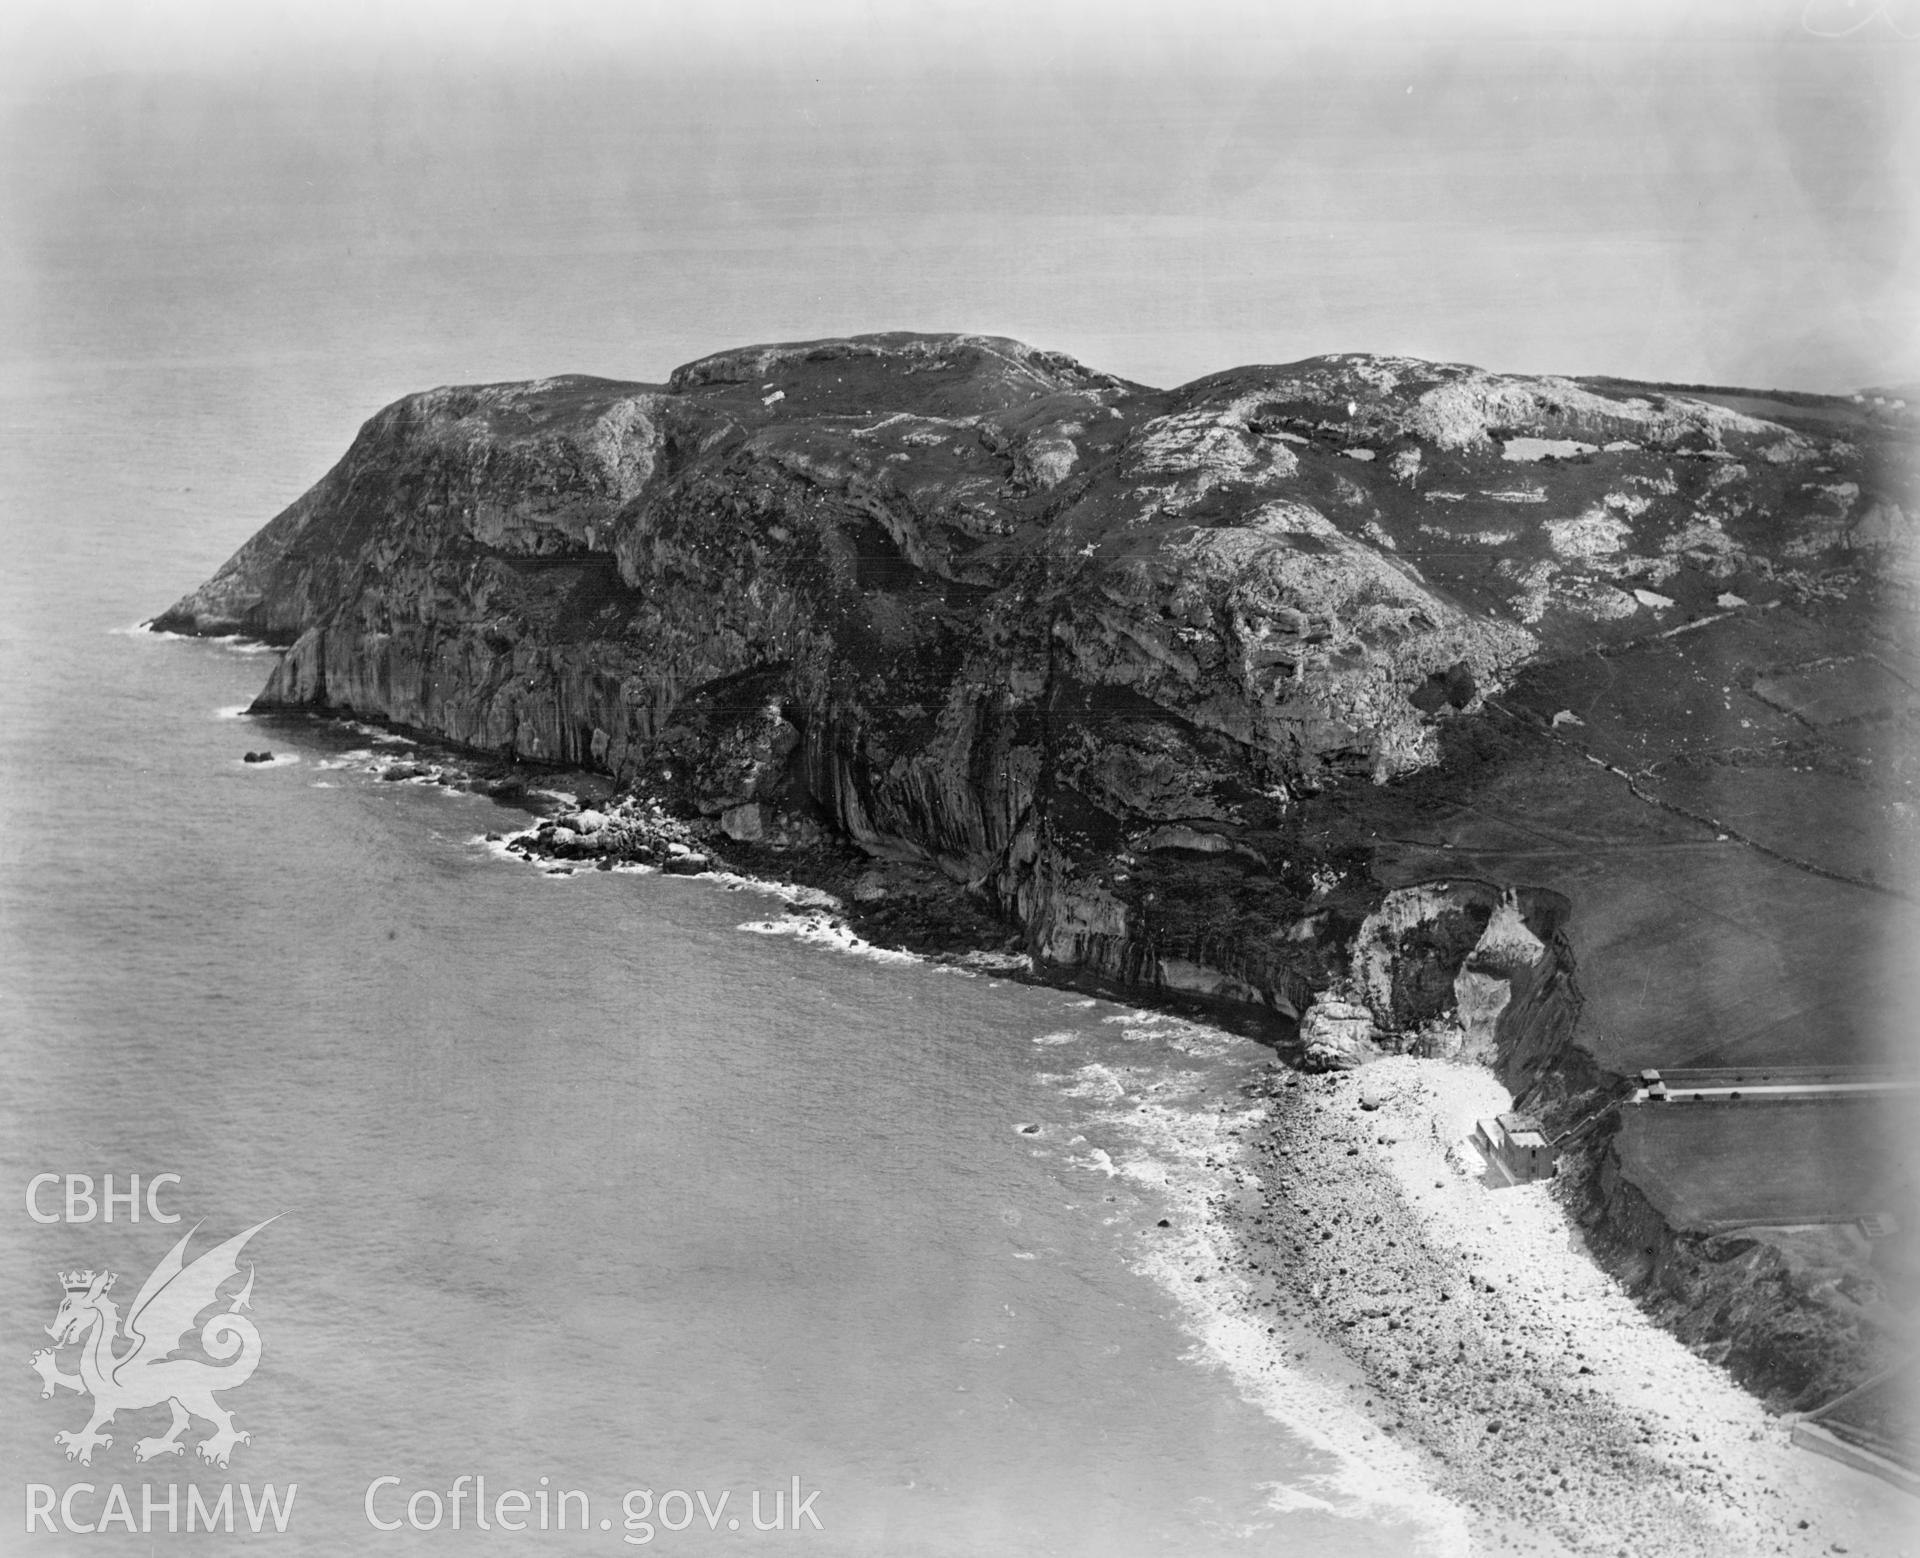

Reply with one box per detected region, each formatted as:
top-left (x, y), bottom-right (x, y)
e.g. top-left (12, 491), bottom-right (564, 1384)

top-left (0, 333), bottom-right (1463, 1555)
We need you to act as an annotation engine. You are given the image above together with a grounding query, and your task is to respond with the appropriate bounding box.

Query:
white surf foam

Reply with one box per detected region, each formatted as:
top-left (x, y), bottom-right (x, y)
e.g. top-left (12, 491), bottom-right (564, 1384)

top-left (1068, 1145), bottom-right (1120, 1177)
top-left (1042, 1021), bottom-right (1471, 1554)
top-left (342, 721), bottom-right (415, 746)
top-left (701, 870), bottom-right (840, 911)
top-left (1048, 1061), bottom-right (1133, 1103)
top-left (1099, 1008), bottom-right (1240, 1060)
top-left (736, 910), bottom-right (920, 965)
top-left (115, 621), bottom-right (276, 654)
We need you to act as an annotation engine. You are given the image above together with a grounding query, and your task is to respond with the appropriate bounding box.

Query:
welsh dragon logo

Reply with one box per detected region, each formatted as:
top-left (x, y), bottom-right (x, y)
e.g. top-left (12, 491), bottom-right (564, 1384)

top-left (28, 1219), bottom-right (276, 1468)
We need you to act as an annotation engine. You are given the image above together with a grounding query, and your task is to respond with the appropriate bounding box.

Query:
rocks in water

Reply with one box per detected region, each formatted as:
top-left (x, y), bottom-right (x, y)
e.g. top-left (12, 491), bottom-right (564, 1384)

top-left (503, 793), bottom-right (715, 874)
top-left (242, 750), bottom-right (274, 763)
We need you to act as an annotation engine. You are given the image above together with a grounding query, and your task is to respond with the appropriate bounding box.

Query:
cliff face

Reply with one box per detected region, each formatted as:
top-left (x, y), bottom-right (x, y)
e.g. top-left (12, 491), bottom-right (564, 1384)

top-left (159, 332), bottom-right (1920, 1405)
top-left (155, 332), bottom-right (1913, 1061)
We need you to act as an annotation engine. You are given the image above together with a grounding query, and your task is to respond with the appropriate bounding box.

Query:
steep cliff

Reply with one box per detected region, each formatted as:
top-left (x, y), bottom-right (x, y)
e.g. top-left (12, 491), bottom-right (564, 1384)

top-left (158, 330), bottom-right (1918, 1411)
top-left (155, 333), bottom-right (1913, 1045)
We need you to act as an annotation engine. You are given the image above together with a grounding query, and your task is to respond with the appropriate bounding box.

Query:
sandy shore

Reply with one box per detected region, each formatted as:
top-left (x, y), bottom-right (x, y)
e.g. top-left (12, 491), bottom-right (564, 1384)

top-left (1191, 1055), bottom-right (1916, 1556)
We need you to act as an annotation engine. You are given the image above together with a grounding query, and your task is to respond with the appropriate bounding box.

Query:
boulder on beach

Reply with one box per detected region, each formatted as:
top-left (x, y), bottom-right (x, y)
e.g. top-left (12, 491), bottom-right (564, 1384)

top-left (720, 801), bottom-right (769, 842)
top-left (1298, 995), bottom-right (1380, 1071)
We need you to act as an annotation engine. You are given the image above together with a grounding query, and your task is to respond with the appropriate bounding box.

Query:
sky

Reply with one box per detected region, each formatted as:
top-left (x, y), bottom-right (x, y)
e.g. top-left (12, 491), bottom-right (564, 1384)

top-left (2, 0), bottom-right (1917, 393)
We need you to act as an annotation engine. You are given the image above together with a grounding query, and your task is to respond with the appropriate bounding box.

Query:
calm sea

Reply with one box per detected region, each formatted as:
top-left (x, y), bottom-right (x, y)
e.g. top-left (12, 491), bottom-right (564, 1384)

top-left (0, 323), bottom-right (1464, 1557)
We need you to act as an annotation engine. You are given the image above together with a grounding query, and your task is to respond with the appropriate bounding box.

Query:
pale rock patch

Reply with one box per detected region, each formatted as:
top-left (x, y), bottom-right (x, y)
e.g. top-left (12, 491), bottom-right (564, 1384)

top-left (1545, 507), bottom-right (1633, 566)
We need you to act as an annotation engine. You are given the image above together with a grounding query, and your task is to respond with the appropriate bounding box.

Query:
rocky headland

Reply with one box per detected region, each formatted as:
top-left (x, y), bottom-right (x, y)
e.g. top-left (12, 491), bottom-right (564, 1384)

top-left (156, 334), bottom-right (1918, 1520)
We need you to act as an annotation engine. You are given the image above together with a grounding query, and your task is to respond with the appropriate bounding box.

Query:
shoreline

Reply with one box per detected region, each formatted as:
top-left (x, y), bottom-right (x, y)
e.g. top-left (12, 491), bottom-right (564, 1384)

top-left (229, 698), bottom-right (1913, 1553)
top-left (1204, 1057), bottom-right (1913, 1557)
top-left (1055, 1012), bottom-right (1480, 1553)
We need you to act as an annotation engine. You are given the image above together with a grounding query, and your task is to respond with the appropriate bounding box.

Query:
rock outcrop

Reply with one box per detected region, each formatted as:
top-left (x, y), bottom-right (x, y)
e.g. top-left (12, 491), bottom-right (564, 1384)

top-left (156, 332), bottom-right (1917, 1405)
top-left (155, 333), bottom-right (1909, 1046)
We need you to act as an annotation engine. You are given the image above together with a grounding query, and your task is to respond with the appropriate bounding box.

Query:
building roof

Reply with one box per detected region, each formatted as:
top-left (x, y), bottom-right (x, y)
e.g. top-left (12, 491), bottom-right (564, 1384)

top-left (1496, 1112), bottom-right (1551, 1149)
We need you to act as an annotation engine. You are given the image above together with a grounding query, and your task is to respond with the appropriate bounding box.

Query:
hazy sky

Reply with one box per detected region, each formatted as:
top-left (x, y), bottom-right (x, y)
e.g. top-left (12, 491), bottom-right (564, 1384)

top-left (3, 0), bottom-right (1916, 392)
